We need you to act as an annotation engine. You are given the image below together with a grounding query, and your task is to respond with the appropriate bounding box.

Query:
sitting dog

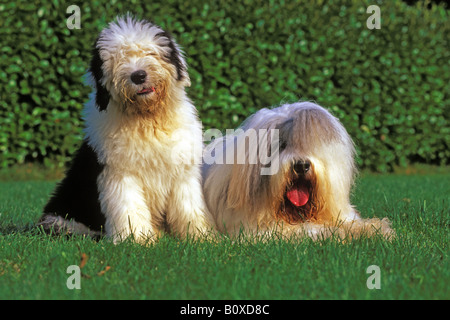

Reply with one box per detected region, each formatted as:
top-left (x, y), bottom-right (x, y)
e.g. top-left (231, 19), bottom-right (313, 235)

top-left (202, 102), bottom-right (393, 240)
top-left (39, 15), bottom-right (211, 243)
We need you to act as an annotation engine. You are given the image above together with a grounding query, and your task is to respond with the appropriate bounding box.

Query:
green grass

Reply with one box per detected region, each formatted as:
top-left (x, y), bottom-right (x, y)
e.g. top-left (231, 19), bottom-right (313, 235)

top-left (0, 171), bottom-right (448, 300)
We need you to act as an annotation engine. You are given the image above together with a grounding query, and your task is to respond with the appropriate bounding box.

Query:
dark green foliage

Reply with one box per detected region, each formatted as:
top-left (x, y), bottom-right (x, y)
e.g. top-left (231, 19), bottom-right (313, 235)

top-left (0, 0), bottom-right (448, 171)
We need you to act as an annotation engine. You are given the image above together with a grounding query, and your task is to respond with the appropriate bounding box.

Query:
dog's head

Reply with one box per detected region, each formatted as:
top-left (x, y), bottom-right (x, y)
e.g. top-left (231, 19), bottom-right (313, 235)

top-left (224, 102), bottom-right (356, 224)
top-left (89, 15), bottom-right (190, 115)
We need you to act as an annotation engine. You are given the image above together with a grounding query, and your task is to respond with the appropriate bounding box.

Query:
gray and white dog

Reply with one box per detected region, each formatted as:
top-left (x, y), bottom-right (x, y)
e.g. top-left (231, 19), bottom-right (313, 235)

top-left (202, 102), bottom-right (393, 240)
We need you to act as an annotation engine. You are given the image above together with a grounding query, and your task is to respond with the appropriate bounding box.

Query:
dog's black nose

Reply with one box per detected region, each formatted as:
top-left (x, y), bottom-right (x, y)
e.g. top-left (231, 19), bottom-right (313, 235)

top-left (293, 161), bottom-right (311, 175)
top-left (130, 70), bottom-right (147, 84)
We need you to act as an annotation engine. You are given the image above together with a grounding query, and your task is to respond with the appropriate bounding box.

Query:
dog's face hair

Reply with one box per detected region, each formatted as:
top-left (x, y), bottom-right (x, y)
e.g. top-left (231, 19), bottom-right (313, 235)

top-left (89, 15), bottom-right (190, 115)
top-left (224, 102), bottom-right (356, 224)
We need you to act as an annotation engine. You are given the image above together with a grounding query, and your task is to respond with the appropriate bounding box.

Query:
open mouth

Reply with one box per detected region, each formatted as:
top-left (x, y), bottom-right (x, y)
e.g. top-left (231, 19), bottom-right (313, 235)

top-left (137, 87), bottom-right (156, 95)
top-left (278, 177), bottom-right (312, 223)
top-left (285, 178), bottom-right (310, 207)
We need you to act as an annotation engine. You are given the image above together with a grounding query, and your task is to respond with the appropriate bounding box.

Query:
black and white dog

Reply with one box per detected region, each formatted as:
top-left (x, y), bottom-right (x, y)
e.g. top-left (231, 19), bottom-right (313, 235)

top-left (39, 15), bottom-right (211, 243)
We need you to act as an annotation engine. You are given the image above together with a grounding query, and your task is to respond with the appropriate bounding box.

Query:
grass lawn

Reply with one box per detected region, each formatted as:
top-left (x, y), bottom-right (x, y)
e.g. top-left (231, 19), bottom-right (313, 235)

top-left (0, 169), bottom-right (448, 300)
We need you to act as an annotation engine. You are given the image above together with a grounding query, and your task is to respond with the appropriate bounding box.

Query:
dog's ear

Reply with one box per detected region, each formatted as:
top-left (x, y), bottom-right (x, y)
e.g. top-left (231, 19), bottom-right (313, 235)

top-left (156, 31), bottom-right (191, 87)
top-left (89, 41), bottom-right (110, 111)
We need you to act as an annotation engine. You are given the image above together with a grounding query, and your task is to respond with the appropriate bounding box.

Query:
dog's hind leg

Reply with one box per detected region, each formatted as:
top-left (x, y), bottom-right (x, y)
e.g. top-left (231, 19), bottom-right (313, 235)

top-left (38, 214), bottom-right (103, 239)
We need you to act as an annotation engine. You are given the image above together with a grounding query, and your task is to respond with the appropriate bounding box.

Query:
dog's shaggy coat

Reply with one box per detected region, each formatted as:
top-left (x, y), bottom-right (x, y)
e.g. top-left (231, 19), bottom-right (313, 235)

top-left (203, 102), bottom-right (394, 240)
top-left (39, 16), bottom-right (211, 243)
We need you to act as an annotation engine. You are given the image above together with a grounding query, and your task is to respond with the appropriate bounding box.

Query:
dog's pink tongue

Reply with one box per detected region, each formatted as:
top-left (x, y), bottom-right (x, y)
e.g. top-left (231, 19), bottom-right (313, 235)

top-left (286, 185), bottom-right (309, 207)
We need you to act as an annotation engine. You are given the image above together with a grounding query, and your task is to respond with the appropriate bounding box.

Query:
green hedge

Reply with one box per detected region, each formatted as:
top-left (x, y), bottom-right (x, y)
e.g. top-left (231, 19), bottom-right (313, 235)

top-left (0, 0), bottom-right (448, 171)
